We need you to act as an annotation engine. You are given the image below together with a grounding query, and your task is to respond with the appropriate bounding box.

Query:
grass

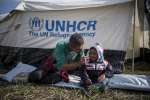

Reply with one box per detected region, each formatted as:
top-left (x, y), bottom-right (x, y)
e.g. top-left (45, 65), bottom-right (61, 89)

top-left (0, 62), bottom-right (150, 100)
top-left (0, 84), bottom-right (150, 100)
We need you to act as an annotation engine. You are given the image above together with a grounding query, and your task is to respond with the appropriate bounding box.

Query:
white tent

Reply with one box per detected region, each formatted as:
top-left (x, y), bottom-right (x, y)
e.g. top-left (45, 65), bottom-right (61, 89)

top-left (1, 0), bottom-right (143, 72)
top-left (1, 0), bottom-right (150, 73)
top-left (0, 0), bottom-right (133, 50)
top-left (126, 0), bottom-right (150, 59)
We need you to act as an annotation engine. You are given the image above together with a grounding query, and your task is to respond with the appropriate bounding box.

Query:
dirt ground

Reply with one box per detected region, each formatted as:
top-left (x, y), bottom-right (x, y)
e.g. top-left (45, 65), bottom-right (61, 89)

top-left (0, 62), bottom-right (150, 100)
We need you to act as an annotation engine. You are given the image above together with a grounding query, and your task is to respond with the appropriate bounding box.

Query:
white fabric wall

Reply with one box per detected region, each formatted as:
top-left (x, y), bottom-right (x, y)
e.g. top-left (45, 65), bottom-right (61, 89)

top-left (0, 3), bottom-right (133, 50)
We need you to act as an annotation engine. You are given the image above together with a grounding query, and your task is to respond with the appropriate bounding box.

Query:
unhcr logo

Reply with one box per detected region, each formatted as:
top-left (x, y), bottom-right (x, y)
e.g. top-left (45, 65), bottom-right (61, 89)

top-left (29, 17), bottom-right (44, 31)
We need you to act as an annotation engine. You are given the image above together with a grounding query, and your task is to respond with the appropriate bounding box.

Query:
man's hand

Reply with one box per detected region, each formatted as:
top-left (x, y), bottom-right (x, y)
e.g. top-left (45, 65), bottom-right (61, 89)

top-left (79, 57), bottom-right (86, 65)
top-left (60, 69), bottom-right (69, 82)
top-left (62, 57), bottom-right (87, 71)
top-left (98, 74), bottom-right (105, 82)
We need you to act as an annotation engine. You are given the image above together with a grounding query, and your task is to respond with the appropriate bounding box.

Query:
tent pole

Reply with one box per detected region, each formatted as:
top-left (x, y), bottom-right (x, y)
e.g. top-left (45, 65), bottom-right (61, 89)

top-left (132, 0), bottom-right (136, 73)
top-left (142, 0), bottom-right (145, 62)
top-left (143, 31), bottom-right (145, 61)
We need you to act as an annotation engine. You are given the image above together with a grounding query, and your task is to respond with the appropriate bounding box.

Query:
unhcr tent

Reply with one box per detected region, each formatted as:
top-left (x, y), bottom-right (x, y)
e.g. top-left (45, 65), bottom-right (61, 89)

top-left (0, 0), bottom-right (133, 72)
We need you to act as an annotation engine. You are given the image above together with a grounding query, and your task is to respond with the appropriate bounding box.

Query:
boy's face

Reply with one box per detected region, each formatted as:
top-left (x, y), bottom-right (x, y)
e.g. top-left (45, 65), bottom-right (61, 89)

top-left (89, 48), bottom-right (98, 61)
top-left (70, 43), bottom-right (83, 53)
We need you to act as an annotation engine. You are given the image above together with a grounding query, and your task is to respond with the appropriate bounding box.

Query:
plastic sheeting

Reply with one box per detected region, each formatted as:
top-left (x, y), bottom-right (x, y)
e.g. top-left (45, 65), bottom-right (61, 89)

top-left (1, 62), bottom-right (36, 82)
top-left (108, 74), bottom-right (150, 92)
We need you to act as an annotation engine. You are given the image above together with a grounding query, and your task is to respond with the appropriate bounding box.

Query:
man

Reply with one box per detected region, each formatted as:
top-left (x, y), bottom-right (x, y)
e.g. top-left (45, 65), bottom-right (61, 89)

top-left (29, 33), bottom-right (85, 83)
top-left (53, 33), bottom-right (85, 82)
top-left (53, 33), bottom-right (85, 72)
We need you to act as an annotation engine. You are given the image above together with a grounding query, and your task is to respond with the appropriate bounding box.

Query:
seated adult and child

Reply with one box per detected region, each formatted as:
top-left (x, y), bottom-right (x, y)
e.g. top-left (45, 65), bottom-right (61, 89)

top-left (28, 33), bottom-right (113, 86)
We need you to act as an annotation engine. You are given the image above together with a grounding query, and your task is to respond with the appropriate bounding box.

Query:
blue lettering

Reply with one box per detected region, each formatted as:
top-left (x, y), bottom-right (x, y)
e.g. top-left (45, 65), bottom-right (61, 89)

top-left (77, 21), bottom-right (87, 31)
top-left (29, 31), bottom-right (38, 36)
top-left (32, 17), bottom-right (40, 27)
top-left (45, 20), bottom-right (54, 31)
top-left (66, 21), bottom-right (76, 32)
top-left (40, 32), bottom-right (48, 37)
top-left (37, 19), bottom-right (40, 27)
top-left (44, 20), bottom-right (97, 32)
top-left (87, 21), bottom-right (97, 30)
top-left (55, 20), bottom-right (65, 32)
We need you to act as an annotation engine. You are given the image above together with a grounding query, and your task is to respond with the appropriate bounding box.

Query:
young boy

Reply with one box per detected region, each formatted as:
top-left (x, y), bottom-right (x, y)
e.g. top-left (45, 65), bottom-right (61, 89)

top-left (80, 43), bottom-right (113, 86)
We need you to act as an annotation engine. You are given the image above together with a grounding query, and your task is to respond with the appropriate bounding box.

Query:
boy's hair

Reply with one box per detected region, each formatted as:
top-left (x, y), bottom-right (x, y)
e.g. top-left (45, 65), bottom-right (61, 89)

top-left (69, 33), bottom-right (84, 46)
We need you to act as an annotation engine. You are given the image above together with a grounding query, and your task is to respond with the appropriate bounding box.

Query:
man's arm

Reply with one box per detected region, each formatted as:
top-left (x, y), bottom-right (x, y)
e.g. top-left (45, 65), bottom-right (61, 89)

top-left (62, 56), bottom-right (86, 71)
top-left (53, 42), bottom-right (66, 70)
top-left (62, 62), bottom-right (80, 71)
top-left (53, 42), bottom-right (85, 71)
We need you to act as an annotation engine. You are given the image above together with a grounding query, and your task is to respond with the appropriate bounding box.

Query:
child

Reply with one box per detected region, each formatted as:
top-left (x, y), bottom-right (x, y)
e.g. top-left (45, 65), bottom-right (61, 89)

top-left (80, 43), bottom-right (113, 86)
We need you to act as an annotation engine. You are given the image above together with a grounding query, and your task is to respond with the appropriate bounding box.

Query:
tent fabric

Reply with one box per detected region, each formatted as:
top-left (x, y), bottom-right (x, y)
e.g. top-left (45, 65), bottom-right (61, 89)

top-left (0, 0), bottom-right (133, 71)
top-left (15, 0), bottom-right (132, 11)
top-left (0, 0), bottom-right (131, 23)
top-left (108, 74), bottom-right (150, 92)
top-left (0, 0), bottom-right (132, 12)
top-left (0, 13), bottom-right (9, 22)
top-left (0, 0), bottom-right (21, 22)
top-left (0, 2), bottom-right (133, 50)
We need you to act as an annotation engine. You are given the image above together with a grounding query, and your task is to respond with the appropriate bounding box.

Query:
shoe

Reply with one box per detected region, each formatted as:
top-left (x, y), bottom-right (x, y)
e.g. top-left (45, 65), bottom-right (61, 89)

top-left (83, 79), bottom-right (92, 86)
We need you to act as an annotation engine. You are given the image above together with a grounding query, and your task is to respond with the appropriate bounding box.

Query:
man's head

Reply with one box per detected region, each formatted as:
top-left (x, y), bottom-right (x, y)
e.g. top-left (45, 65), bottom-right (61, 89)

top-left (69, 33), bottom-right (84, 53)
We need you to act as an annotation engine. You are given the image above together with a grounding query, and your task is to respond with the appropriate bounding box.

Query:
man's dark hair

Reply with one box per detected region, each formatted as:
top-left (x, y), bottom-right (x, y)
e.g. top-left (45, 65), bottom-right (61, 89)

top-left (69, 33), bottom-right (84, 46)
